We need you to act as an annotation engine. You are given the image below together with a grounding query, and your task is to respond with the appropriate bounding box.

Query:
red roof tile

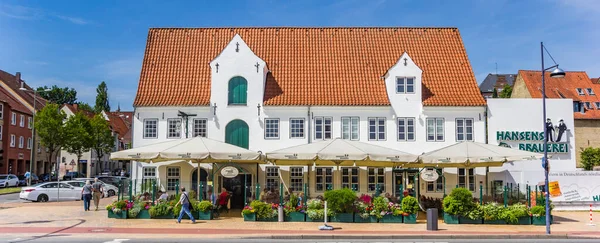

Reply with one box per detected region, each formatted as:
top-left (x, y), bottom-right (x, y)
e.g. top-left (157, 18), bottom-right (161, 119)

top-left (0, 70), bottom-right (47, 110)
top-left (134, 27), bottom-right (485, 107)
top-left (0, 88), bottom-right (32, 115)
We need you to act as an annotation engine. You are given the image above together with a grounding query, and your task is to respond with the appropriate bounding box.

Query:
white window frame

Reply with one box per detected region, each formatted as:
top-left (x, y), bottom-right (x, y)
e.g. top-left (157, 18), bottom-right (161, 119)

top-left (166, 167), bottom-right (180, 191)
top-left (11, 113), bottom-right (16, 125)
top-left (27, 137), bottom-right (32, 149)
top-left (585, 102), bottom-right (592, 109)
top-left (315, 167), bottom-right (333, 192)
top-left (10, 135), bottom-right (15, 147)
top-left (143, 119), bottom-right (158, 139)
top-left (192, 118), bottom-right (207, 137)
top-left (314, 117), bottom-right (332, 140)
top-left (426, 168), bottom-right (444, 193)
top-left (596, 102), bottom-right (600, 109)
top-left (368, 167), bottom-right (385, 192)
top-left (577, 88), bottom-right (585, 95)
top-left (143, 167), bottom-right (157, 178)
top-left (341, 116), bottom-right (359, 140)
top-left (397, 117), bottom-right (416, 141)
top-left (264, 118), bottom-right (280, 139)
top-left (265, 167), bottom-right (280, 189)
top-left (396, 77), bottom-right (416, 94)
top-left (289, 167), bottom-right (304, 192)
top-left (18, 136), bottom-right (24, 148)
top-left (455, 118), bottom-right (474, 141)
top-left (28, 117), bottom-right (32, 129)
top-left (19, 114), bottom-right (24, 127)
top-left (341, 167), bottom-right (359, 192)
top-left (0, 104), bottom-right (3, 120)
top-left (587, 88), bottom-right (595, 95)
top-left (289, 118), bottom-right (305, 139)
top-left (368, 117), bottom-right (386, 141)
top-left (426, 118), bottom-right (445, 142)
top-left (458, 168), bottom-right (475, 191)
top-left (167, 118), bottom-right (182, 139)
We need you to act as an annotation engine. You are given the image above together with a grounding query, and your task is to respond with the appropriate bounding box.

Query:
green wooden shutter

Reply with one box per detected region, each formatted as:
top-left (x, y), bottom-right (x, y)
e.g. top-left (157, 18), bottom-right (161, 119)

top-left (228, 77), bottom-right (248, 105)
top-left (225, 120), bottom-right (249, 149)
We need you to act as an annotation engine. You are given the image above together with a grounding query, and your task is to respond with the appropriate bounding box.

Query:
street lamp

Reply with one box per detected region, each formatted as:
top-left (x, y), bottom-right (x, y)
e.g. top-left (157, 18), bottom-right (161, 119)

top-left (19, 84), bottom-right (51, 186)
top-left (540, 42), bottom-right (565, 235)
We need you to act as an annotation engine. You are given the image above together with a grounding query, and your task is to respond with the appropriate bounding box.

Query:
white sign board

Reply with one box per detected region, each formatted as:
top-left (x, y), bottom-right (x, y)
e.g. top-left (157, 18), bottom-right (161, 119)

top-left (420, 170), bottom-right (439, 182)
top-left (548, 171), bottom-right (600, 202)
top-left (220, 166), bottom-right (239, 178)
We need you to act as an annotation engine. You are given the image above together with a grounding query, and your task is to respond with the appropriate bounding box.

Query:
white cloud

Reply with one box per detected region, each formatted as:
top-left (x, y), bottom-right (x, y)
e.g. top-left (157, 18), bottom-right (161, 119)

top-left (0, 4), bottom-right (88, 25)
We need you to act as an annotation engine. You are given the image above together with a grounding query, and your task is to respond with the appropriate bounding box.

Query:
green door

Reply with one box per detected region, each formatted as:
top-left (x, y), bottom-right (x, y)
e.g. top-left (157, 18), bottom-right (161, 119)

top-left (228, 76), bottom-right (248, 105)
top-left (225, 120), bottom-right (249, 149)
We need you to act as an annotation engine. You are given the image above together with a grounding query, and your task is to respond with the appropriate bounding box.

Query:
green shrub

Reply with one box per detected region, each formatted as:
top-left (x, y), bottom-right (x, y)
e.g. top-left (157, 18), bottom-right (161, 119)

top-left (149, 202), bottom-right (173, 218)
top-left (128, 201), bottom-right (146, 218)
top-left (467, 204), bottom-right (484, 220)
top-left (324, 188), bottom-right (357, 214)
top-left (500, 203), bottom-right (529, 224)
top-left (401, 196), bottom-right (420, 215)
top-left (307, 199), bottom-right (323, 210)
top-left (250, 200), bottom-right (276, 219)
top-left (372, 196), bottom-right (389, 219)
top-left (530, 205), bottom-right (545, 217)
top-left (443, 188), bottom-right (475, 216)
top-left (483, 203), bottom-right (505, 221)
top-left (195, 200), bottom-right (213, 212)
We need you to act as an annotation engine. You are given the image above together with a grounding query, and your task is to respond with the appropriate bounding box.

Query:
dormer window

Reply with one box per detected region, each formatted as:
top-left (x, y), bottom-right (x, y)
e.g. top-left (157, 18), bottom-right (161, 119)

top-left (587, 88), bottom-right (595, 95)
top-left (396, 77), bottom-right (415, 94)
top-left (228, 76), bottom-right (248, 105)
top-left (577, 88), bottom-right (585, 95)
top-left (585, 102), bottom-right (591, 109)
top-left (596, 102), bottom-right (600, 109)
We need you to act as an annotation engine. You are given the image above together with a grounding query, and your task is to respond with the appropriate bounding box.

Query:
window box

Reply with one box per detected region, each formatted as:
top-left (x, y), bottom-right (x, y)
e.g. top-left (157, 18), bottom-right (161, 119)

top-left (135, 209), bottom-right (151, 219)
top-left (353, 214), bottom-right (377, 223)
top-left (197, 211), bottom-right (212, 220)
top-left (443, 213), bottom-right (459, 224)
top-left (243, 213), bottom-right (256, 221)
top-left (459, 216), bottom-right (482, 224)
top-left (331, 213), bottom-right (354, 223)
top-left (379, 214), bottom-right (403, 223)
top-left (108, 210), bottom-right (127, 219)
top-left (532, 216), bottom-right (553, 225)
top-left (483, 219), bottom-right (506, 225)
top-left (284, 212), bottom-right (306, 222)
top-left (403, 213), bottom-right (417, 224)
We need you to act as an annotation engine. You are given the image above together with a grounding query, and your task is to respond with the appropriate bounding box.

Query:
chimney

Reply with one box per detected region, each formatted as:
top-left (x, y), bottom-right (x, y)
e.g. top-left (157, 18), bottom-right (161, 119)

top-left (15, 72), bottom-right (21, 87)
top-left (73, 103), bottom-right (78, 110)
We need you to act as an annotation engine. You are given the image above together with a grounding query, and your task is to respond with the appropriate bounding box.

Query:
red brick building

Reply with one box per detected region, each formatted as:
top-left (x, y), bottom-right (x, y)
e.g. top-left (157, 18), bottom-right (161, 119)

top-left (0, 88), bottom-right (33, 175)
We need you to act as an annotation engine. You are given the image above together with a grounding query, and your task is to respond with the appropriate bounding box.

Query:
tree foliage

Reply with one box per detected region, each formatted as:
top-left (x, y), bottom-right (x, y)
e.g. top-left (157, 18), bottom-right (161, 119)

top-left (77, 102), bottom-right (95, 113)
top-left (95, 81), bottom-right (110, 113)
top-left (580, 147), bottom-right (600, 170)
top-left (34, 104), bottom-right (67, 165)
top-left (492, 88), bottom-right (498, 98)
top-left (37, 85), bottom-right (77, 105)
top-left (64, 112), bottom-right (93, 176)
top-left (499, 84), bottom-right (513, 98)
top-left (89, 114), bottom-right (115, 170)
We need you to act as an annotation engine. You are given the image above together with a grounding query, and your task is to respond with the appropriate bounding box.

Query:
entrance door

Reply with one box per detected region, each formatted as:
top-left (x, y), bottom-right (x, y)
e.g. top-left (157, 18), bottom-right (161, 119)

top-left (393, 173), bottom-right (403, 198)
top-left (407, 172), bottom-right (417, 197)
top-left (221, 174), bottom-right (252, 209)
top-left (225, 120), bottom-right (249, 149)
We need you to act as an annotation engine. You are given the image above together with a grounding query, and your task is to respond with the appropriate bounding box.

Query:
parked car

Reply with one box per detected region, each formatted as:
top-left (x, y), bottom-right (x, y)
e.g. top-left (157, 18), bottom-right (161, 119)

top-left (74, 178), bottom-right (119, 197)
top-left (19, 182), bottom-right (81, 202)
top-left (62, 171), bottom-right (83, 181)
top-left (18, 174), bottom-right (39, 186)
top-left (0, 174), bottom-right (19, 188)
top-left (40, 173), bottom-right (58, 182)
top-left (95, 176), bottom-right (128, 187)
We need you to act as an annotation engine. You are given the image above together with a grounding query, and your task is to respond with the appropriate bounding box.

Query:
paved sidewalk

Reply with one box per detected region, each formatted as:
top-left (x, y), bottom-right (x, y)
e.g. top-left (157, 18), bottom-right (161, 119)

top-left (1, 200), bottom-right (599, 239)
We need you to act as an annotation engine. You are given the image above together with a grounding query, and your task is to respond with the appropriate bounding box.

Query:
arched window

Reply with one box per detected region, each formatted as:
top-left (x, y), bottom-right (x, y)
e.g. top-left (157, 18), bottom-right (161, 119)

top-left (228, 76), bottom-right (248, 105)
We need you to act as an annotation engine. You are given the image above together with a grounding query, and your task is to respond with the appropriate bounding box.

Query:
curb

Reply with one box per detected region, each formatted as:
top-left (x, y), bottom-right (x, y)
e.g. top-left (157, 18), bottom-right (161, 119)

top-left (243, 234), bottom-right (598, 240)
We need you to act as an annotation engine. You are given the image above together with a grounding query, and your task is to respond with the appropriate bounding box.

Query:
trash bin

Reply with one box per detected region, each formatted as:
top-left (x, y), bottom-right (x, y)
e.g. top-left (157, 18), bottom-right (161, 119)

top-left (426, 208), bottom-right (438, 231)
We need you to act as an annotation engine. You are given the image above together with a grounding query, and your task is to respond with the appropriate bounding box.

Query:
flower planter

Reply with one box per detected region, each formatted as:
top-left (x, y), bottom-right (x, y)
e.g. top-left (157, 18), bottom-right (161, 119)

top-left (403, 214), bottom-right (417, 224)
top-left (514, 216), bottom-right (531, 225)
top-left (257, 217), bottom-right (278, 222)
top-left (108, 210), bottom-right (127, 219)
top-left (197, 211), bottom-right (212, 220)
top-left (285, 212), bottom-right (306, 222)
top-left (353, 214), bottom-right (377, 223)
top-left (484, 219), bottom-right (506, 225)
top-left (443, 213), bottom-right (459, 224)
top-left (331, 213), bottom-right (354, 223)
top-left (151, 212), bottom-right (174, 219)
top-left (243, 213), bottom-right (256, 221)
top-left (380, 214), bottom-right (403, 223)
top-left (532, 216), bottom-right (553, 225)
top-left (306, 216), bottom-right (329, 222)
top-left (136, 209), bottom-right (151, 219)
top-left (459, 216), bottom-right (482, 224)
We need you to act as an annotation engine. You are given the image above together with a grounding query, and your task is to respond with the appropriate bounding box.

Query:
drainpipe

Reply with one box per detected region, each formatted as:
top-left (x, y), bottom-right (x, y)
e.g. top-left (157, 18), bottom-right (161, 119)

top-left (307, 106), bottom-right (312, 144)
top-left (484, 106), bottom-right (489, 197)
top-left (307, 105), bottom-right (311, 194)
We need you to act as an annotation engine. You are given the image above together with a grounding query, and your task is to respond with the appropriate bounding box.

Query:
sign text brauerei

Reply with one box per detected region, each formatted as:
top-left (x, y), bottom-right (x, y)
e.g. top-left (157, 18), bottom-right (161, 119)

top-left (496, 131), bottom-right (568, 153)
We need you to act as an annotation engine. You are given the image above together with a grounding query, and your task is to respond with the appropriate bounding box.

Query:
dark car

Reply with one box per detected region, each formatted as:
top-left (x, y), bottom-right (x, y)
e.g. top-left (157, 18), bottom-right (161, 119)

top-left (17, 174), bottom-right (39, 186)
top-left (95, 176), bottom-right (128, 187)
top-left (40, 173), bottom-right (57, 182)
top-left (63, 171), bottom-right (83, 181)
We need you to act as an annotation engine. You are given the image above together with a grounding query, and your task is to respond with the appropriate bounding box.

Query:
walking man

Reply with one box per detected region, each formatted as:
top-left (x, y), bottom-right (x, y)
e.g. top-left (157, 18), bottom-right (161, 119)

top-left (175, 187), bottom-right (195, 223)
top-left (92, 178), bottom-right (104, 211)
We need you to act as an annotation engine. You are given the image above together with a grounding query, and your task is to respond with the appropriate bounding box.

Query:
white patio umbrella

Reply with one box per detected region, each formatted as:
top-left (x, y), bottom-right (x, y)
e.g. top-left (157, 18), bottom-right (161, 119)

top-left (417, 141), bottom-right (544, 168)
top-left (110, 136), bottom-right (263, 163)
top-left (266, 138), bottom-right (418, 167)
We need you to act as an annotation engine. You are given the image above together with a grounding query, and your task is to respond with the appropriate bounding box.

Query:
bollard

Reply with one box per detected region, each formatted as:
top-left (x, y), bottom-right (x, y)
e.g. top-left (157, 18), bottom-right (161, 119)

top-left (588, 204), bottom-right (596, 226)
top-left (324, 201), bottom-right (328, 224)
top-left (278, 205), bottom-right (284, 222)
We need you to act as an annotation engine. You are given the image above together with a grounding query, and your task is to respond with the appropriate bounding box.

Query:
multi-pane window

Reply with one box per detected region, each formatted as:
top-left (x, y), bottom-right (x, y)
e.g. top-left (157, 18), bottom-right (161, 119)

top-left (396, 77), bottom-right (415, 94)
top-left (10, 134), bottom-right (15, 147)
top-left (167, 118), bottom-right (182, 138)
top-left (596, 102), bottom-right (600, 109)
top-left (577, 88), bottom-right (584, 95)
top-left (397, 117), bottom-right (416, 141)
top-left (19, 115), bottom-right (24, 127)
top-left (264, 119), bottom-right (280, 139)
top-left (587, 88), bottom-right (595, 95)
top-left (192, 118), bottom-right (207, 137)
top-left (426, 118), bottom-right (445, 141)
top-left (368, 168), bottom-right (385, 192)
top-left (166, 167), bottom-right (180, 191)
top-left (341, 167), bottom-right (359, 191)
top-left (585, 102), bottom-right (592, 109)
top-left (289, 118), bottom-right (305, 138)
top-left (143, 119), bottom-right (158, 138)
top-left (341, 117), bottom-right (359, 140)
top-left (27, 137), bottom-right (32, 149)
top-left (143, 167), bottom-right (156, 178)
top-left (11, 113), bottom-right (16, 125)
top-left (18, 136), bottom-right (24, 148)
top-left (426, 169), bottom-right (444, 192)
top-left (27, 117), bottom-right (32, 129)
top-left (456, 118), bottom-right (474, 141)
top-left (314, 117), bottom-right (332, 140)
top-left (368, 117), bottom-right (386, 141)
top-left (458, 168), bottom-right (475, 191)
top-left (315, 167), bottom-right (333, 192)
top-left (290, 167), bottom-right (304, 192)
top-left (265, 167), bottom-right (280, 190)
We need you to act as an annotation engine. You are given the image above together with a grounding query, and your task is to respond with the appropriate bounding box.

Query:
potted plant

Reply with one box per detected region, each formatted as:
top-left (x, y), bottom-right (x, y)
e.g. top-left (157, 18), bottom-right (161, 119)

top-left (195, 200), bottom-right (213, 220)
top-left (380, 202), bottom-right (403, 223)
top-left (149, 202), bottom-right (175, 219)
top-left (128, 201), bottom-right (151, 219)
top-left (325, 188), bottom-right (357, 223)
top-left (106, 200), bottom-right (128, 219)
top-left (249, 201), bottom-right (277, 222)
top-left (354, 197), bottom-right (377, 223)
top-left (503, 203), bottom-right (530, 225)
top-left (461, 204), bottom-right (483, 224)
top-left (306, 199), bottom-right (330, 222)
top-left (483, 203), bottom-right (506, 224)
top-left (531, 205), bottom-right (553, 225)
top-left (442, 188), bottom-right (475, 224)
top-left (242, 205), bottom-right (256, 221)
top-left (401, 196), bottom-right (420, 224)
top-left (284, 194), bottom-right (305, 222)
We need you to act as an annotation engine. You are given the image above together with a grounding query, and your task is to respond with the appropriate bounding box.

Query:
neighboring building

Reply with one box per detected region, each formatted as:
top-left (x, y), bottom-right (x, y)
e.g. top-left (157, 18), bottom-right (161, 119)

top-left (131, 27), bottom-right (488, 208)
top-left (511, 70), bottom-right (600, 167)
top-left (103, 110), bottom-right (133, 174)
top-left (479, 74), bottom-right (516, 98)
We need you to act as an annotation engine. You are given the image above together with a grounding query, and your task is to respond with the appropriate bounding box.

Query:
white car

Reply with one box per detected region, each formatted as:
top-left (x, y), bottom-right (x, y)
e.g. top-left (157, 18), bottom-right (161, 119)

top-left (19, 182), bottom-right (82, 202)
top-left (74, 178), bottom-right (119, 197)
top-left (0, 174), bottom-right (19, 188)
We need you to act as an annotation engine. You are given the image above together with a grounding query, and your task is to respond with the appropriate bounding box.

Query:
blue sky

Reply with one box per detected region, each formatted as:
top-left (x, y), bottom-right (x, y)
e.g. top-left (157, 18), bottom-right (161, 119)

top-left (0, 0), bottom-right (598, 111)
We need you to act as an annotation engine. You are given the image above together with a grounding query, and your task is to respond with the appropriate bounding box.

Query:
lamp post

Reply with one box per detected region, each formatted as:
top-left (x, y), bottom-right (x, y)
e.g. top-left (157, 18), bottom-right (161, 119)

top-left (540, 42), bottom-right (566, 235)
top-left (19, 85), bottom-right (51, 186)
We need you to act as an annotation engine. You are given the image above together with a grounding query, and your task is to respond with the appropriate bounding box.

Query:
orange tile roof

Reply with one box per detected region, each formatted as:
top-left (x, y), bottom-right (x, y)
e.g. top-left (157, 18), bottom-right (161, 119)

top-left (518, 70), bottom-right (600, 119)
top-left (134, 27), bottom-right (485, 107)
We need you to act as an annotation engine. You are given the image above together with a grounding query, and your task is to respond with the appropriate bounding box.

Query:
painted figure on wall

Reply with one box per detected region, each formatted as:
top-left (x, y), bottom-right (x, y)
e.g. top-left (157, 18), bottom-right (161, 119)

top-left (556, 119), bottom-right (567, 142)
top-left (545, 118), bottom-right (554, 142)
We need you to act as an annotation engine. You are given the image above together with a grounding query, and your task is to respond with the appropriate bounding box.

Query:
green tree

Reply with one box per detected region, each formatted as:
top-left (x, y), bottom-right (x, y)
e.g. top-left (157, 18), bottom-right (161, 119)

top-left (37, 85), bottom-right (77, 104)
top-left (95, 81), bottom-right (110, 112)
top-left (77, 102), bottom-right (95, 113)
top-left (89, 114), bottom-right (115, 173)
top-left (64, 112), bottom-right (93, 177)
top-left (34, 104), bottom-right (67, 169)
top-left (499, 84), bottom-right (513, 98)
top-left (580, 147), bottom-right (600, 170)
top-left (492, 88), bottom-right (498, 98)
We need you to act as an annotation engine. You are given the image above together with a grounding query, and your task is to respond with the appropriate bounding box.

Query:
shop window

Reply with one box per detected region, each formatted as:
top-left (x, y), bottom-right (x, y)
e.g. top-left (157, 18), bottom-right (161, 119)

top-left (167, 118), bottom-right (182, 138)
top-left (193, 118), bottom-right (207, 137)
top-left (397, 117), bottom-right (415, 141)
top-left (289, 118), bottom-right (305, 138)
top-left (143, 119), bottom-right (158, 138)
top-left (368, 117), bottom-right (386, 141)
top-left (456, 118), bottom-right (474, 141)
top-left (315, 167), bottom-right (333, 192)
top-left (368, 168), bottom-right (385, 192)
top-left (314, 117), bottom-right (332, 140)
top-left (290, 167), bottom-right (304, 192)
top-left (341, 167), bottom-right (359, 191)
top-left (458, 168), bottom-right (475, 191)
top-left (264, 118), bottom-right (280, 139)
top-left (265, 167), bottom-right (279, 190)
top-left (341, 117), bottom-right (359, 140)
top-left (426, 118), bottom-right (445, 141)
top-left (166, 167), bottom-right (180, 191)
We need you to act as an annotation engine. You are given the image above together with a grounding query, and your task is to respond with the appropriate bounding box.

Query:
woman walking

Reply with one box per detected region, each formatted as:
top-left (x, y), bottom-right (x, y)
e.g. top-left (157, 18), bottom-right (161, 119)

top-left (82, 180), bottom-right (93, 211)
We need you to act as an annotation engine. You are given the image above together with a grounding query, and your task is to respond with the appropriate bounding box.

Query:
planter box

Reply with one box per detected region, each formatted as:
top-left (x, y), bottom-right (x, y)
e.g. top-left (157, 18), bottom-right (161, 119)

top-left (151, 212), bottom-right (174, 219)
top-left (380, 214), bottom-right (403, 223)
top-left (243, 213), bottom-right (256, 221)
top-left (459, 216), bottom-right (482, 224)
top-left (197, 211), bottom-right (212, 220)
top-left (354, 214), bottom-right (377, 223)
top-left (516, 216), bottom-right (531, 225)
top-left (403, 214), bottom-right (417, 224)
top-left (306, 216), bottom-right (329, 222)
top-left (285, 212), bottom-right (306, 222)
top-left (331, 213), bottom-right (354, 223)
top-left (108, 210), bottom-right (127, 219)
top-left (532, 216), bottom-right (553, 225)
top-left (443, 214), bottom-right (459, 224)
top-left (484, 219), bottom-right (506, 225)
top-left (257, 217), bottom-right (278, 222)
top-left (136, 210), bottom-right (151, 219)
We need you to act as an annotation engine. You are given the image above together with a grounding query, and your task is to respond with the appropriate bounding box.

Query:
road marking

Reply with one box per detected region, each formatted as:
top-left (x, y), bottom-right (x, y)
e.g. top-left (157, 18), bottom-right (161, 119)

top-left (103, 239), bottom-right (129, 243)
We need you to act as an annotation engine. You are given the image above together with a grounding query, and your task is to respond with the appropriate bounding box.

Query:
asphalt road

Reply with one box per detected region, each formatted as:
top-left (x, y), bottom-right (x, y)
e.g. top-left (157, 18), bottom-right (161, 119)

top-left (0, 193), bottom-right (26, 204)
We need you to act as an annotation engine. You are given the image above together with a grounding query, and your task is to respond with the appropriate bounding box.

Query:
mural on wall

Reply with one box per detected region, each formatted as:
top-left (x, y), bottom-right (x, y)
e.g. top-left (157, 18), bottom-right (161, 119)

top-left (547, 171), bottom-right (600, 202)
top-left (496, 117), bottom-right (569, 153)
